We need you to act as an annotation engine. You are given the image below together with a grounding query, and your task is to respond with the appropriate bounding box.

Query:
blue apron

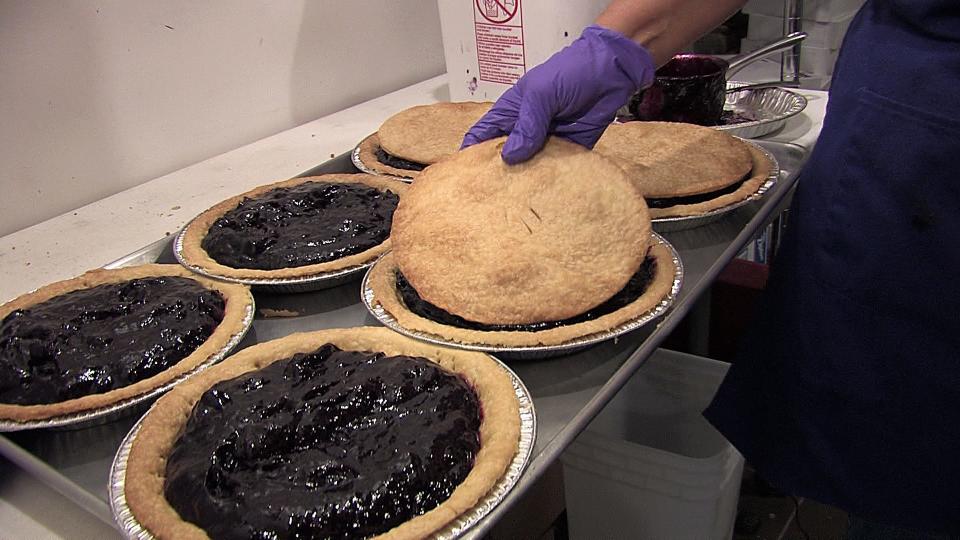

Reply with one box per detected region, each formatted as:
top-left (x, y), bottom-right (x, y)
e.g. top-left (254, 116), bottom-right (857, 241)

top-left (704, 0), bottom-right (960, 534)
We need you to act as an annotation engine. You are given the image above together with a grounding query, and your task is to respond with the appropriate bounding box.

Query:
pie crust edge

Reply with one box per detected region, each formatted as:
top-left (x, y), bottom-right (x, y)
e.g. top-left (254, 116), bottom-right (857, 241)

top-left (123, 326), bottom-right (522, 540)
top-left (369, 241), bottom-right (677, 348)
top-left (0, 263), bottom-right (253, 423)
top-left (178, 174), bottom-right (408, 280)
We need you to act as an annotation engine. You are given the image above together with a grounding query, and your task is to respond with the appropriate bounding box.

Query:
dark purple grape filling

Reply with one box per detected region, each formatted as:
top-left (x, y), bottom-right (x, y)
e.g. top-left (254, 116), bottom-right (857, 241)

top-left (0, 277), bottom-right (225, 405)
top-left (719, 110), bottom-right (759, 125)
top-left (201, 182), bottom-right (399, 270)
top-left (645, 176), bottom-right (748, 209)
top-left (396, 256), bottom-right (659, 331)
top-left (164, 344), bottom-right (481, 540)
top-left (375, 147), bottom-right (426, 172)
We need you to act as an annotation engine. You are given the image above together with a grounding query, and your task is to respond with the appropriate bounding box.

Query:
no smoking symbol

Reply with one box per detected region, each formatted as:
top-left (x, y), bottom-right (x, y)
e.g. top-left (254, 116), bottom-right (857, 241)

top-left (477, 0), bottom-right (518, 24)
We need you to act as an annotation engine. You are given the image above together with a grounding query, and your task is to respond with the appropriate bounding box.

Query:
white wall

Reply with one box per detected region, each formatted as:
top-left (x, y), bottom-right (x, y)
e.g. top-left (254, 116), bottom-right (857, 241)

top-left (0, 1), bottom-right (445, 237)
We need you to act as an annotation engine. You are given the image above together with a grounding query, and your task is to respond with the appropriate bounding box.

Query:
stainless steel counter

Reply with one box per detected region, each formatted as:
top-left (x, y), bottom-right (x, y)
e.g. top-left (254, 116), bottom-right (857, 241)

top-left (0, 139), bottom-right (808, 537)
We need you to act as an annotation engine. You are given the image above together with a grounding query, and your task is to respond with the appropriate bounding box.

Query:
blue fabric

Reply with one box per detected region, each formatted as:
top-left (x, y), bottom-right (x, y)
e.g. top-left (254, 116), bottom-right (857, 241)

top-left (848, 515), bottom-right (960, 540)
top-left (704, 0), bottom-right (960, 535)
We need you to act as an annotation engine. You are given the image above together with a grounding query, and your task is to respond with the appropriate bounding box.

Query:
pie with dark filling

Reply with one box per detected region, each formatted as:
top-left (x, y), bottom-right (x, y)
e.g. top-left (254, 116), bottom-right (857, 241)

top-left (178, 174), bottom-right (407, 280)
top-left (594, 122), bottom-right (774, 218)
top-left (122, 326), bottom-right (521, 540)
top-left (0, 264), bottom-right (252, 423)
top-left (355, 102), bottom-right (492, 180)
top-left (368, 137), bottom-right (677, 348)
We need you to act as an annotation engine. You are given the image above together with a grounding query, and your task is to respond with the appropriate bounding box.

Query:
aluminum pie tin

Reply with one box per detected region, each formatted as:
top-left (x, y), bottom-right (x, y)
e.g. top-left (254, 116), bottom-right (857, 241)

top-left (173, 225), bottom-right (374, 293)
top-left (715, 82), bottom-right (808, 139)
top-left (109, 358), bottom-right (536, 540)
top-left (362, 233), bottom-right (683, 360)
top-left (651, 140), bottom-right (780, 233)
top-left (0, 302), bottom-right (255, 432)
top-left (351, 136), bottom-right (417, 182)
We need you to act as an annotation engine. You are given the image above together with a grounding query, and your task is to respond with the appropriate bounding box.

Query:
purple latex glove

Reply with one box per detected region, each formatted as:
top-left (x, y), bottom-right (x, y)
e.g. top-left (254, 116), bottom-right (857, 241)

top-left (461, 24), bottom-right (655, 164)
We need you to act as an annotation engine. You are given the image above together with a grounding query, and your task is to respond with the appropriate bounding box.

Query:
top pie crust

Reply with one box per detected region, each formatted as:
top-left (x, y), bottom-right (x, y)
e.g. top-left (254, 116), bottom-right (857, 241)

top-left (391, 137), bottom-right (652, 326)
top-left (123, 326), bottom-right (521, 540)
top-left (594, 122), bottom-right (754, 198)
top-left (649, 142), bottom-right (775, 219)
top-left (0, 264), bottom-right (253, 423)
top-left (377, 102), bottom-right (492, 165)
top-left (178, 174), bottom-right (407, 280)
top-left (356, 132), bottom-right (421, 180)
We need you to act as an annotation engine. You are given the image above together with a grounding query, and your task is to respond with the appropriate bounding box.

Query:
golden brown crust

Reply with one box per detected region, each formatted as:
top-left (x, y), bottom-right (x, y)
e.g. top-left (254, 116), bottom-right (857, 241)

top-left (649, 142), bottom-right (775, 219)
top-left (378, 102), bottom-right (492, 164)
top-left (369, 243), bottom-right (677, 348)
top-left (124, 327), bottom-right (521, 540)
top-left (356, 132), bottom-right (421, 180)
top-left (391, 137), bottom-right (652, 326)
top-left (178, 174), bottom-right (407, 280)
top-left (0, 264), bottom-right (252, 423)
top-left (594, 122), bottom-right (754, 198)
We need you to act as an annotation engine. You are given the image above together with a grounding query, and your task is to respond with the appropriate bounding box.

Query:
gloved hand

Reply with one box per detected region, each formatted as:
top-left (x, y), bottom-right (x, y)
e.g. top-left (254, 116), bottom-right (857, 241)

top-left (461, 24), bottom-right (655, 165)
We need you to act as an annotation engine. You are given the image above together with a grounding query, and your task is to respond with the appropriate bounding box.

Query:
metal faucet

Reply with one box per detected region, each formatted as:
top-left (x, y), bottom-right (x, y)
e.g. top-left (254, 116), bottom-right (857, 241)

top-left (781, 0), bottom-right (803, 83)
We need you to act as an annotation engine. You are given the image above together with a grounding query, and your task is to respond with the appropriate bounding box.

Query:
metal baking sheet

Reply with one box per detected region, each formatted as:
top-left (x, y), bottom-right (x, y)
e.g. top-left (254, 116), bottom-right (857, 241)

top-left (651, 140), bottom-right (781, 233)
top-left (0, 141), bottom-right (811, 538)
top-left (362, 234), bottom-right (683, 360)
top-left (109, 354), bottom-right (536, 540)
top-left (0, 296), bottom-right (255, 433)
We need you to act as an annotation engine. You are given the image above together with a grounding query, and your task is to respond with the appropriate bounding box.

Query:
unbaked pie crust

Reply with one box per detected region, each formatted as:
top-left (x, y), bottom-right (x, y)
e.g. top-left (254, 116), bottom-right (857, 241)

top-left (391, 137), bottom-right (654, 326)
top-left (377, 102), bottom-right (492, 165)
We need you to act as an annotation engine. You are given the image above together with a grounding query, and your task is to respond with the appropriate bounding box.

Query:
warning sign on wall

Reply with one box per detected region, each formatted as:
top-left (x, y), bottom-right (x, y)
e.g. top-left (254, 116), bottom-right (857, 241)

top-left (473, 0), bottom-right (525, 86)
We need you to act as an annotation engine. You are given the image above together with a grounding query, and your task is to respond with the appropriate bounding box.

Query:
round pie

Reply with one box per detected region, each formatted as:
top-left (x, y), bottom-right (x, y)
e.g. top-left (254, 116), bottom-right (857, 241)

top-left (0, 264), bottom-right (253, 423)
top-left (355, 132), bottom-right (425, 180)
top-left (367, 242), bottom-right (677, 348)
top-left (594, 121), bottom-right (754, 198)
top-left (377, 102), bottom-right (492, 166)
top-left (122, 326), bottom-right (521, 540)
top-left (391, 137), bottom-right (653, 326)
top-left (646, 140), bottom-right (775, 219)
top-left (178, 174), bottom-right (407, 280)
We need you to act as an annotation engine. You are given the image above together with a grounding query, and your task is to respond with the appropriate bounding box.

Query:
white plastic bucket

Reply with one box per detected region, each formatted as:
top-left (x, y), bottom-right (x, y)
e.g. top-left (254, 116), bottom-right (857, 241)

top-left (561, 349), bottom-right (744, 540)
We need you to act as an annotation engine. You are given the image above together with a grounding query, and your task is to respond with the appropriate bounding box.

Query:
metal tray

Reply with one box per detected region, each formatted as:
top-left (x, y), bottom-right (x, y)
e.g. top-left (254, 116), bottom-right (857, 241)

top-left (0, 141), bottom-right (811, 538)
top-left (109, 355), bottom-right (537, 540)
top-left (0, 294), bottom-right (255, 433)
top-left (361, 234), bottom-right (683, 360)
top-left (651, 140), bottom-right (781, 233)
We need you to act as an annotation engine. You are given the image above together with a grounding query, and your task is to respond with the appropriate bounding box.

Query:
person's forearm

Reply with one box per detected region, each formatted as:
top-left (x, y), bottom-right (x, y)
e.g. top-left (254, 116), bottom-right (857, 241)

top-left (595, 0), bottom-right (748, 66)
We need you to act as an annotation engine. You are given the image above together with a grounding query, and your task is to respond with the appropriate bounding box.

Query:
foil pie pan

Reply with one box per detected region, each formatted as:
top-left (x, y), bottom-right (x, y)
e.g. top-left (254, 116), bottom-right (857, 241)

top-left (0, 302), bottom-right (255, 432)
top-left (362, 234), bottom-right (683, 360)
top-left (716, 82), bottom-right (808, 139)
top-left (173, 225), bottom-right (373, 293)
top-left (651, 140), bottom-right (780, 233)
top-left (109, 357), bottom-right (536, 540)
